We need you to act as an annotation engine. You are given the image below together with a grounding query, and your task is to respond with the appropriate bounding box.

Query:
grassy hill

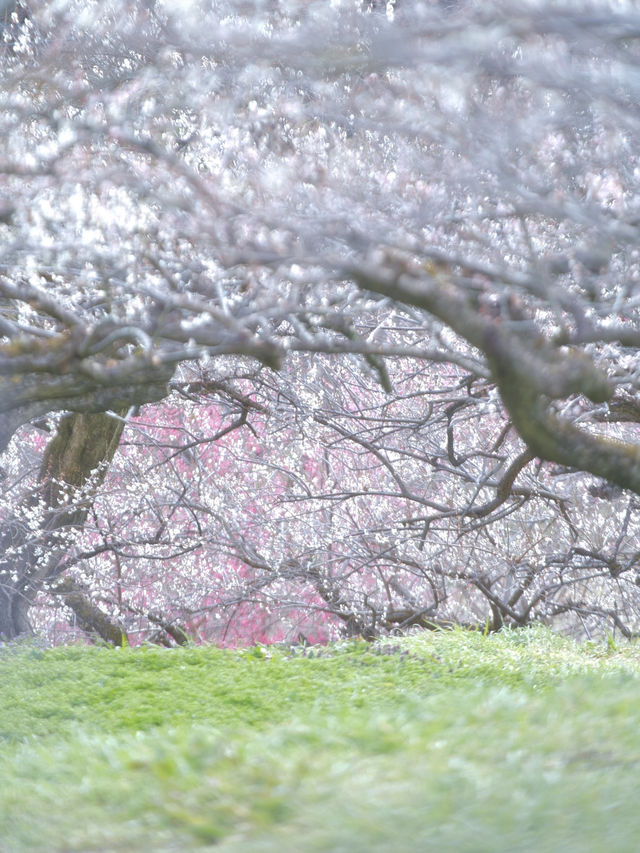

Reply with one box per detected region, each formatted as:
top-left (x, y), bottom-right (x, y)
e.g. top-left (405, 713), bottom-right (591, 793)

top-left (2, 626), bottom-right (640, 852)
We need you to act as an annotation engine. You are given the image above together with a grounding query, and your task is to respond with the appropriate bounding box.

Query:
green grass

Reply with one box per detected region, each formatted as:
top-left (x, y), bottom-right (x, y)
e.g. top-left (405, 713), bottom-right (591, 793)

top-left (3, 626), bottom-right (640, 851)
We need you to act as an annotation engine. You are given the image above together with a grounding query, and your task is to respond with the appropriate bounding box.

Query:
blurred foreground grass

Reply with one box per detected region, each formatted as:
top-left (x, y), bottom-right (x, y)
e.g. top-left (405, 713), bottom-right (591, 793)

top-left (2, 626), bottom-right (640, 852)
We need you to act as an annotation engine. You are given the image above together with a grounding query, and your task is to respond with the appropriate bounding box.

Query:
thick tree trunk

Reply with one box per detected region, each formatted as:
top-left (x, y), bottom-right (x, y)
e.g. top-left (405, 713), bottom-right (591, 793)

top-left (0, 584), bottom-right (32, 640)
top-left (0, 411), bottom-right (126, 641)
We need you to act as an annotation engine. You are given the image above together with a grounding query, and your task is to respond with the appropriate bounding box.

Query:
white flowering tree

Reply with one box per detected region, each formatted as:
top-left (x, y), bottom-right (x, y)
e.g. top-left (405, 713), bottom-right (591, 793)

top-left (2, 0), bottom-right (640, 643)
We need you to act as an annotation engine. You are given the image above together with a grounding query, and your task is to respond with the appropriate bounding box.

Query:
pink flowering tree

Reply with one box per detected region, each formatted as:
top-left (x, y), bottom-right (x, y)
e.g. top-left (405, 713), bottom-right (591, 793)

top-left (2, 0), bottom-right (640, 643)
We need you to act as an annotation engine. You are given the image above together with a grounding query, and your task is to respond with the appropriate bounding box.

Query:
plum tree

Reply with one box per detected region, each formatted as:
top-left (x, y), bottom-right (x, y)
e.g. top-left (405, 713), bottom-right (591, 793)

top-left (2, 0), bottom-right (640, 642)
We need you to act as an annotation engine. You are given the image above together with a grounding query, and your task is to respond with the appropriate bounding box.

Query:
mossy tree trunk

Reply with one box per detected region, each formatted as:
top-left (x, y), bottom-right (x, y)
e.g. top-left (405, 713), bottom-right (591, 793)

top-left (0, 411), bottom-right (127, 643)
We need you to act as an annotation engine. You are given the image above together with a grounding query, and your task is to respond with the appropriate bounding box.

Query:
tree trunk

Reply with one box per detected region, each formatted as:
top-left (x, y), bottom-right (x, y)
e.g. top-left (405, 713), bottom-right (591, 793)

top-left (0, 411), bottom-right (126, 641)
top-left (53, 578), bottom-right (127, 646)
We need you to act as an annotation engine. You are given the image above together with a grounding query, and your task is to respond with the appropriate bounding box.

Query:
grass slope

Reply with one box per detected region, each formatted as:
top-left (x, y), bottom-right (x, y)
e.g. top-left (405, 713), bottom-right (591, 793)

top-left (2, 626), bottom-right (640, 852)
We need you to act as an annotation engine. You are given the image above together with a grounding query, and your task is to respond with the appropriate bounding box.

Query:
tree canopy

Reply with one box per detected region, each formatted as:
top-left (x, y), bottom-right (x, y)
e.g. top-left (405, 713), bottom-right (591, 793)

top-left (2, 0), bottom-right (640, 644)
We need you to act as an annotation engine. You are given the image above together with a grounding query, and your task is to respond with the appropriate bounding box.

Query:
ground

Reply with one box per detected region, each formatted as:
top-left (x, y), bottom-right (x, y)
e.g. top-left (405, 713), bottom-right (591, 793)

top-left (2, 626), bottom-right (640, 851)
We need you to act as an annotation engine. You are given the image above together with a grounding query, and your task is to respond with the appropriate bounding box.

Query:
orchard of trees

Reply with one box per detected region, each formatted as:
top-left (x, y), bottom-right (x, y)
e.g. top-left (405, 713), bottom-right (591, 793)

top-left (2, 0), bottom-right (640, 646)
